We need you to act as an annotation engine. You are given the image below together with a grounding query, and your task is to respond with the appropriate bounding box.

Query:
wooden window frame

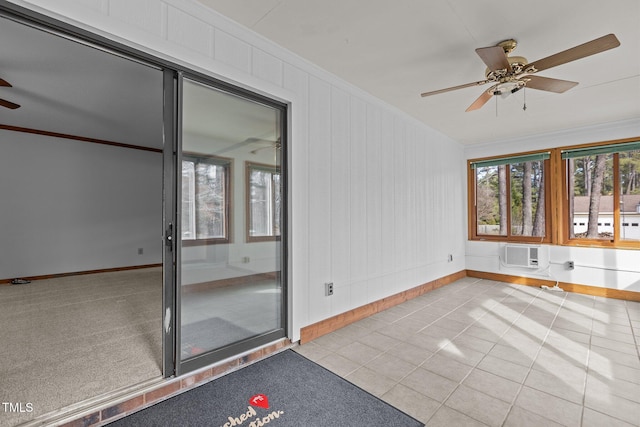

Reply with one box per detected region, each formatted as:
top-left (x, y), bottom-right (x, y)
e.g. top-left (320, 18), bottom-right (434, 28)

top-left (468, 137), bottom-right (640, 250)
top-left (182, 153), bottom-right (232, 246)
top-left (246, 161), bottom-right (281, 243)
top-left (468, 152), bottom-right (552, 244)
top-left (559, 137), bottom-right (640, 249)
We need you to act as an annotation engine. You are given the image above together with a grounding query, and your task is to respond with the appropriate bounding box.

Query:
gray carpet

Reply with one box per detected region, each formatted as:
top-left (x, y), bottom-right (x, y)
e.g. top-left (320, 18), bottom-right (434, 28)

top-left (0, 268), bottom-right (163, 427)
top-left (107, 350), bottom-right (424, 427)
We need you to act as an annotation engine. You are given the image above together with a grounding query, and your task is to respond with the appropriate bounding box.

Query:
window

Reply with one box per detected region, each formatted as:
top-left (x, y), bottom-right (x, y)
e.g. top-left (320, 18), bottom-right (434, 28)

top-left (246, 162), bottom-right (281, 242)
top-left (468, 138), bottom-right (640, 249)
top-left (562, 140), bottom-right (640, 245)
top-left (182, 155), bottom-right (231, 244)
top-left (469, 153), bottom-right (550, 242)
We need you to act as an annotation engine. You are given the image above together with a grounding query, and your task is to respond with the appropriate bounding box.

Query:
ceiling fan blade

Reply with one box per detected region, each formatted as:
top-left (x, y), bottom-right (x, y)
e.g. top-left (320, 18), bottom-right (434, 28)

top-left (421, 80), bottom-right (489, 97)
top-left (476, 46), bottom-right (512, 72)
top-left (521, 75), bottom-right (578, 93)
top-left (0, 78), bottom-right (12, 87)
top-left (524, 34), bottom-right (620, 74)
top-left (0, 98), bottom-right (21, 109)
top-left (465, 86), bottom-right (497, 112)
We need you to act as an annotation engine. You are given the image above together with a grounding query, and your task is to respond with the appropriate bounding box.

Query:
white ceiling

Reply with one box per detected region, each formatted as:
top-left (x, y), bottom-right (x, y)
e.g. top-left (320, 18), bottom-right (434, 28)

top-left (197, 0), bottom-right (640, 145)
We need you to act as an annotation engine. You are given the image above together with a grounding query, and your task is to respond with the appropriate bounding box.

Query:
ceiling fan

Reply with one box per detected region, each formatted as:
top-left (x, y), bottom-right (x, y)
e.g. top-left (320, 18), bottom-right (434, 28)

top-left (420, 34), bottom-right (620, 112)
top-left (0, 77), bottom-right (21, 109)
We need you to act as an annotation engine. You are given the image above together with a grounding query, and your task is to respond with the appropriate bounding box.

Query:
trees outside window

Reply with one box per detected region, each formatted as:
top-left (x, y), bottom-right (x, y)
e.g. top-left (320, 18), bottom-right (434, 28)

top-left (246, 162), bottom-right (281, 242)
top-left (471, 154), bottom-right (549, 242)
top-left (182, 155), bottom-right (230, 244)
top-left (469, 139), bottom-right (640, 248)
top-left (564, 143), bottom-right (640, 244)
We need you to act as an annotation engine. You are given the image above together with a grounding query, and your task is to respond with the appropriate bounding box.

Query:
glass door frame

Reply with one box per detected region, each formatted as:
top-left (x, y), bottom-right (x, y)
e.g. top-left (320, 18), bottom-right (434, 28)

top-left (174, 72), bottom-right (288, 376)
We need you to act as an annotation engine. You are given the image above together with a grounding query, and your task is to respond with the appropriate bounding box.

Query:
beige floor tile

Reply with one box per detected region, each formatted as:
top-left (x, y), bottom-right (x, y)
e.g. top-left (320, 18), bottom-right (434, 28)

top-left (332, 323), bottom-right (371, 340)
top-left (582, 407), bottom-right (636, 427)
top-left (584, 389), bottom-right (640, 425)
top-left (335, 341), bottom-right (382, 365)
top-left (355, 330), bottom-right (402, 352)
top-left (453, 332), bottom-right (496, 354)
top-left (444, 384), bottom-right (511, 427)
top-left (463, 325), bottom-right (503, 343)
top-left (591, 336), bottom-right (639, 356)
top-left (462, 369), bottom-right (521, 403)
top-left (589, 346), bottom-right (640, 370)
top-left (312, 331), bottom-right (354, 351)
top-left (381, 384), bottom-right (441, 423)
top-left (425, 406), bottom-right (489, 427)
top-left (476, 354), bottom-right (530, 384)
top-left (292, 341), bottom-right (330, 361)
top-left (438, 341), bottom-right (486, 367)
top-left (420, 324), bottom-right (463, 340)
top-left (422, 353), bottom-right (473, 382)
top-left (344, 366), bottom-right (396, 397)
top-left (384, 341), bottom-right (434, 366)
top-left (400, 366), bottom-right (458, 402)
top-left (364, 352), bottom-right (416, 382)
top-left (586, 374), bottom-right (640, 404)
top-left (487, 343), bottom-right (535, 367)
top-left (524, 366), bottom-right (586, 404)
top-left (314, 353), bottom-right (360, 377)
top-left (503, 406), bottom-right (564, 427)
top-left (411, 333), bottom-right (452, 353)
top-left (514, 386), bottom-right (582, 427)
top-left (589, 361), bottom-right (640, 385)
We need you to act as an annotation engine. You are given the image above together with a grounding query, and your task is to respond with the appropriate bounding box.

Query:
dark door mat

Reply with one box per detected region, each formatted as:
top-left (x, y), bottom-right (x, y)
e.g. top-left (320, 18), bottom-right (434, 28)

top-left (108, 349), bottom-right (424, 426)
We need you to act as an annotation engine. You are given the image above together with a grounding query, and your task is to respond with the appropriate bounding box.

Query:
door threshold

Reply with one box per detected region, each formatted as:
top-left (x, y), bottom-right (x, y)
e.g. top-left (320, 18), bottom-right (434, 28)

top-left (17, 376), bottom-right (165, 427)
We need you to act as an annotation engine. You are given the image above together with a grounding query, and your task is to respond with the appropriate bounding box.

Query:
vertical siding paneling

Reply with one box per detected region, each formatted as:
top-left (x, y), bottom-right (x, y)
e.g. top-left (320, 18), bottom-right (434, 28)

top-left (214, 28), bottom-right (251, 73)
top-left (307, 76), bottom-right (332, 322)
top-left (108, 0), bottom-right (163, 37)
top-left (366, 105), bottom-right (382, 284)
top-left (166, 6), bottom-right (212, 57)
top-left (393, 118), bottom-right (408, 290)
top-left (379, 111), bottom-right (396, 280)
top-left (252, 48), bottom-right (283, 87)
top-left (330, 87), bottom-right (351, 291)
top-left (349, 97), bottom-right (368, 284)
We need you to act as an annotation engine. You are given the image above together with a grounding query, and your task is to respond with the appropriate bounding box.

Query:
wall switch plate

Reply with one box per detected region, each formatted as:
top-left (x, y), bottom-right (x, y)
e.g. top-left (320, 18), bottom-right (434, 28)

top-left (138, 248), bottom-right (143, 255)
top-left (447, 254), bottom-right (453, 262)
top-left (325, 282), bottom-right (334, 296)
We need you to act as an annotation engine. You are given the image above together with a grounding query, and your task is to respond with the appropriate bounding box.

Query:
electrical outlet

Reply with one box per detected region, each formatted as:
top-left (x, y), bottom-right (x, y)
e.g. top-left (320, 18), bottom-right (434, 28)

top-left (567, 261), bottom-right (575, 270)
top-left (138, 248), bottom-right (144, 255)
top-left (325, 282), bottom-right (334, 296)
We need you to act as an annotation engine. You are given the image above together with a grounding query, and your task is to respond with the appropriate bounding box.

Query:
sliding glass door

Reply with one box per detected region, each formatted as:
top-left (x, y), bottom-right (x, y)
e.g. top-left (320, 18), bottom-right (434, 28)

top-left (176, 76), bottom-right (286, 374)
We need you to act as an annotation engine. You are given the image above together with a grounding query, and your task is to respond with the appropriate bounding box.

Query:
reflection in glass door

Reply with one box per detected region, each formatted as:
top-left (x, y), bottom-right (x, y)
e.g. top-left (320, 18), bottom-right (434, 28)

top-left (177, 77), bottom-right (286, 373)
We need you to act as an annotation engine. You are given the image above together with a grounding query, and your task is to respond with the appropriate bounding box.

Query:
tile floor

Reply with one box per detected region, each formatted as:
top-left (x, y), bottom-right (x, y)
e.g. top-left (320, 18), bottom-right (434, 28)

top-left (294, 277), bottom-right (640, 426)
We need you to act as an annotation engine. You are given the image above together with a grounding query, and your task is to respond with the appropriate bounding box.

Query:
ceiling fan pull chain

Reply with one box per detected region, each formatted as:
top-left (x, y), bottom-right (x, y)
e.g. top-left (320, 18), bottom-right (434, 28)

top-left (523, 88), bottom-right (527, 111)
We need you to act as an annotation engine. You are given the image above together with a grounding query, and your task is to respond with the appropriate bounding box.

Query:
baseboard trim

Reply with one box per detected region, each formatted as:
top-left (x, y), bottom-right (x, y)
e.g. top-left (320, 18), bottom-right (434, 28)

top-left (0, 264), bottom-right (162, 285)
top-left (466, 270), bottom-right (640, 302)
top-left (299, 270), bottom-right (467, 344)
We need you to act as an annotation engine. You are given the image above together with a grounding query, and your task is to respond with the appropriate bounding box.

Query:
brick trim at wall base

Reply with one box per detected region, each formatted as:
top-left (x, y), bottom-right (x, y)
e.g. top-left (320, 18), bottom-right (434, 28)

top-left (466, 270), bottom-right (640, 302)
top-left (33, 339), bottom-right (292, 427)
top-left (299, 270), bottom-right (467, 344)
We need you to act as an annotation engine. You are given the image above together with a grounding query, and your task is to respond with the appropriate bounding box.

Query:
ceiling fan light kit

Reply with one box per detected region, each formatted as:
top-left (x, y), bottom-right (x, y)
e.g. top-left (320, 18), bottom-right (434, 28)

top-left (421, 34), bottom-right (620, 112)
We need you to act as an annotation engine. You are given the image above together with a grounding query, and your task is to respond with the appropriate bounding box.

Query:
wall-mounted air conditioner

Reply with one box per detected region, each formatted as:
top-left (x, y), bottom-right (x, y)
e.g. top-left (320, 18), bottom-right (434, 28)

top-left (504, 245), bottom-right (539, 268)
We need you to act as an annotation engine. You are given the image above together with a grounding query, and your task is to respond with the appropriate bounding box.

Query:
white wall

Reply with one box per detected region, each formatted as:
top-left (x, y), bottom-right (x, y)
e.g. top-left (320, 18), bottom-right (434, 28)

top-left (6, 0), bottom-right (467, 340)
top-left (0, 130), bottom-right (163, 279)
top-left (465, 118), bottom-right (640, 292)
